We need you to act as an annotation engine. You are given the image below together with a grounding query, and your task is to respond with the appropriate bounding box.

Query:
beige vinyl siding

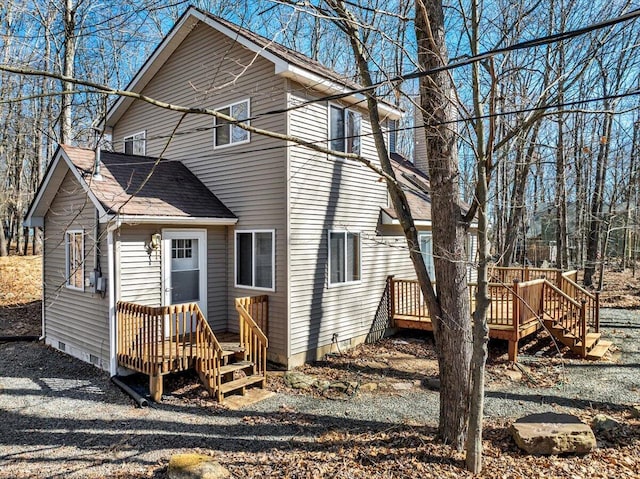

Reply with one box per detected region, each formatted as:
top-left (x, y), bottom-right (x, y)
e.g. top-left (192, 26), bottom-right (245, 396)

top-left (43, 170), bottom-right (110, 369)
top-left (118, 226), bottom-right (162, 305)
top-left (112, 22), bottom-right (288, 360)
top-left (413, 109), bottom-right (428, 174)
top-left (288, 88), bottom-right (416, 359)
top-left (117, 225), bottom-right (228, 330)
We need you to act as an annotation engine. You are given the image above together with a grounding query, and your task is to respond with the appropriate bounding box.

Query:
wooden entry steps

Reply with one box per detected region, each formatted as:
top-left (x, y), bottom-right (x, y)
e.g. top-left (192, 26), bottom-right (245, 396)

top-left (117, 296), bottom-right (269, 404)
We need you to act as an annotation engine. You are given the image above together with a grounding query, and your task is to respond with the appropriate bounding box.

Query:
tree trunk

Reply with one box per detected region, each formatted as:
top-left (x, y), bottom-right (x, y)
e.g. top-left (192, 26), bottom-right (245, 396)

top-left (416, 0), bottom-right (472, 449)
top-left (584, 111), bottom-right (612, 286)
top-left (60, 0), bottom-right (76, 144)
top-left (465, 0), bottom-right (491, 471)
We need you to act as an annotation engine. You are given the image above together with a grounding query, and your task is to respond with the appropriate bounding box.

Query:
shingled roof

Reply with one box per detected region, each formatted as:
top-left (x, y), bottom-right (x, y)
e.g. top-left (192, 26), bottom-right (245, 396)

top-left (25, 144), bottom-right (236, 226)
top-left (63, 145), bottom-right (236, 219)
top-left (104, 6), bottom-right (401, 128)
top-left (382, 154), bottom-right (433, 223)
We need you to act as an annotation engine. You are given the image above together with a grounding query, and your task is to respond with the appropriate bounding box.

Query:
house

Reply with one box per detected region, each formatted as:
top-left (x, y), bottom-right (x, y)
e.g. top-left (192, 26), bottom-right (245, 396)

top-left (25, 7), bottom-right (477, 392)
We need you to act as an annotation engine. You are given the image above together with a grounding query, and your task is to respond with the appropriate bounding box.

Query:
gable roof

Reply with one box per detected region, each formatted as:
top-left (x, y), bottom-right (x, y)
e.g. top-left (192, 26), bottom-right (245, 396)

top-left (25, 145), bottom-right (237, 227)
top-left (104, 6), bottom-right (401, 128)
top-left (382, 154), bottom-right (477, 227)
top-left (381, 154), bottom-right (433, 225)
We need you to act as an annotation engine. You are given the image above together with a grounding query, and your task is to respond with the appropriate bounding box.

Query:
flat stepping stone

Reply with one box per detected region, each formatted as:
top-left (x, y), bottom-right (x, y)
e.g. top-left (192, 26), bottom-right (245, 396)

top-left (168, 453), bottom-right (231, 479)
top-left (511, 412), bottom-right (596, 455)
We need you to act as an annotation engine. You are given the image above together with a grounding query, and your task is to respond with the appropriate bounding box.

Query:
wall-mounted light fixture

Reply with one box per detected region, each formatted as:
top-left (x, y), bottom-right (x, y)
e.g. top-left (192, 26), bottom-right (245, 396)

top-left (150, 232), bottom-right (161, 250)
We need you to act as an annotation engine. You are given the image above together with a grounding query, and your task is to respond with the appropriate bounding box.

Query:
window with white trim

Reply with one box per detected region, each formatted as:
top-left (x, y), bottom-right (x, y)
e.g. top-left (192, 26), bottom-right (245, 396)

top-left (214, 99), bottom-right (250, 148)
top-left (65, 230), bottom-right (84, 290)
top-left (235, 230), bottom-right (274, 290)
top-left (328, 231), bottom-right (361, 285)
top-left (419, 232), bottom-right (435, 279)
top-left (387, 119), bottom-right (398, 153)
top-left (124, 131), bottom-right (146, 155)
top-left (329, 104), bottom-right (361, 154)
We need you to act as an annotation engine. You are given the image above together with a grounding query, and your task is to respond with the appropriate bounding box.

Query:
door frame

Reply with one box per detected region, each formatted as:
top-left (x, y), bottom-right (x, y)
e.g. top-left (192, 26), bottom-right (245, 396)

top-left (161, 228), bottom-right (207, 318)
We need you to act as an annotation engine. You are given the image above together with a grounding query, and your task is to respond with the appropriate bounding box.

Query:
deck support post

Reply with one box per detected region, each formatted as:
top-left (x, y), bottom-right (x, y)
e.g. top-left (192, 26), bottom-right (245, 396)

top-left (150, 372), bottom-right (163, 402)
top-left (387, 275), bottom-right (395, 327)
top-left (508, 340), bottom-right (518, 363)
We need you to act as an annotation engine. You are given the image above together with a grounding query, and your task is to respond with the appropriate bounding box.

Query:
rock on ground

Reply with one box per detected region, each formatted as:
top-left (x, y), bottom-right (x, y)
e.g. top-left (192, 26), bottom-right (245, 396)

top-left (168, 453), bottom-right (231, 479)
top-left (511, 412), bottom-right (596, 455)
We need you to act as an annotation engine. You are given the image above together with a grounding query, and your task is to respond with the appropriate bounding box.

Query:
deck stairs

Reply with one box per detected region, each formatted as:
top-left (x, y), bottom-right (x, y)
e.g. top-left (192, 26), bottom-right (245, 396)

top-left (541, 310), bottom-right (612, 360)
top-left (194, 338), bottom-right (267, 403)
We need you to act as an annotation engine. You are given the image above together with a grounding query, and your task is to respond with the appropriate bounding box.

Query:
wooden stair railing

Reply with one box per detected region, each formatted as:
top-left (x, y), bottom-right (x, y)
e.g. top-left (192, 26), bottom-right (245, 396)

top-left (191, 304), bottom-right (224, 402)
top-left (560, 272), bottom-right (600, 332)
top-left (235, 297), bottom-right (269, 390)
top-left (541, 281), bottom-right (593, 357)
top-left (117, 300), bottom-right (269, 403)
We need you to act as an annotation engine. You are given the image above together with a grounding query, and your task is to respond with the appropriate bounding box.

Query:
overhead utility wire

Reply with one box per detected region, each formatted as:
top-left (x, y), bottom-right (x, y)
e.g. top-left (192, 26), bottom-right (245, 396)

top-left (104, 7), bottom-right (640, 150)
top-left (242, 7), bottom-right (640, 122)
top-left (109, 88), bottom-right (640, 163)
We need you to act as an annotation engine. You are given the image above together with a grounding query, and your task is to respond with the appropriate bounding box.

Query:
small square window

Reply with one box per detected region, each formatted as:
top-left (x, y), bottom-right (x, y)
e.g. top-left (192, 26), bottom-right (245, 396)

top-left (214, 100), bottom-right (250, 148)
top-left (124, 131), bottom-right (146, 155)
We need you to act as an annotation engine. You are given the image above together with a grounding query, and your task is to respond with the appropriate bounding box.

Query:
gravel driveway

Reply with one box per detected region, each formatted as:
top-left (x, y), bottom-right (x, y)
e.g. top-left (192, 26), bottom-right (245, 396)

top-left (0, 308), bottom-right (638, 478)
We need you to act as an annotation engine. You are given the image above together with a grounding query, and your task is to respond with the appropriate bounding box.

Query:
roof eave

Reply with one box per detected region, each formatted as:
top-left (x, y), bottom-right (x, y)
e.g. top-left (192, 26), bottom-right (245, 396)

top-left (380, 208), bottom-right (432, 227)
top-left (279, 64), bottom-right (403, 119)
top-left (116, 215), bottom-right (238, 226)
top-left (25, 147), bottom-right (110, 227)
top-left (103, 7), bottom-right (403, 129)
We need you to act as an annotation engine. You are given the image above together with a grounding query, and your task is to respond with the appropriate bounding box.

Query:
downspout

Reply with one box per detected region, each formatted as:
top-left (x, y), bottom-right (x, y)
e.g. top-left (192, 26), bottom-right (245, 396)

top-left (40, 231), bottom-right (45, 341)
top-left (107, 218), bottom-right (119, 376)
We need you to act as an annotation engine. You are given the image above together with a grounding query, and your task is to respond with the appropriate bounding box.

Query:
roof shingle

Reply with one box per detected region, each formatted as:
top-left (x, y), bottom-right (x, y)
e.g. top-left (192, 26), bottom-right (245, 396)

top-left (62, 145), bottom-right (236, 219)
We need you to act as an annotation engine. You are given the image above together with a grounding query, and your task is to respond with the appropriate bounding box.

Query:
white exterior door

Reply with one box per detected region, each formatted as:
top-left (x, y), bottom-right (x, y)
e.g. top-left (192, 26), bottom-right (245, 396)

top-left (162, 230), bottom-right (207, 322)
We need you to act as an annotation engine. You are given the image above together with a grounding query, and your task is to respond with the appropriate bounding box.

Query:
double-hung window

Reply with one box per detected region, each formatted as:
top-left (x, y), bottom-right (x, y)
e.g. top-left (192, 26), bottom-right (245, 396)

top-left (387, 118), bottom-right (398, 153)
top-left (65, 230), bottom-right (84, 290)
top-left (329, 104), bottom-right (361, 155)
top-left (419, 232), bottom-right (435, 279)
top-left (328, 231), bottom-right (360, 285)
top-left (214, 99), bottom-right (250, 148)
top-left (235, 230), bottom-right (274, 290)
top-left (124, 131), bottom-right (146, 155)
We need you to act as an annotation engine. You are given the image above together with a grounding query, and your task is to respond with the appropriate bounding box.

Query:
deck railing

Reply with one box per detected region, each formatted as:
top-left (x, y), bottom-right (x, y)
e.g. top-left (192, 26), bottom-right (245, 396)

top-left (235, 297), bottom-right (269, 383)
top-left (389, 276), bottom-right (564, 332)
top-left (490, 266), bottom-right (564, 286)
top-left (117, 301), bottom-right (221, 373)
top-left (560, 272), bottom-right (599, 332)
top-left (542, 281), bottom-right (587, 356)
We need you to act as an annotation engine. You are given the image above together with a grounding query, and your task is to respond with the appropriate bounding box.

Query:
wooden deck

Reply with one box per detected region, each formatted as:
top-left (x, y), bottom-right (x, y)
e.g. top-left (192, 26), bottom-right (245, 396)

top-left (116, 296), bottom-right (268, 402)
top-left (388, 267), bottom-right (604, 361)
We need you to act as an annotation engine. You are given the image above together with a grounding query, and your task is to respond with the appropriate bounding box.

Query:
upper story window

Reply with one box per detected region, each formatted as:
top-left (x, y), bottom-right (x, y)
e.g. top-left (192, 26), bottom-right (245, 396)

top-left (65, 230), bottom-right (84, 290)
top-left (214, 99), bottom-right (250, 148)
top-left (387, 119), bottom-right (398, 153)
top-left (235, 230), bottom-right (274, 291)
top-left (328, 230), bottom-right (361, 285)
top-left (329, 104), bottom-right (360, 155)
top-left (124, 131), bottom-right (146, 155)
